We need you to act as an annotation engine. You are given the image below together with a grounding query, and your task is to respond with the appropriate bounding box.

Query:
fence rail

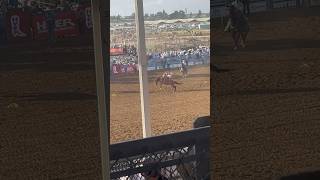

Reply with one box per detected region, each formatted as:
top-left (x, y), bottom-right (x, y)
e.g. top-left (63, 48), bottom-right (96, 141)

top-left (109, 126), bottom-right (211, 179)
top-left (210, 0), bottom-right (318, 17)
top-left (211, 0), bottom-right (301, 7)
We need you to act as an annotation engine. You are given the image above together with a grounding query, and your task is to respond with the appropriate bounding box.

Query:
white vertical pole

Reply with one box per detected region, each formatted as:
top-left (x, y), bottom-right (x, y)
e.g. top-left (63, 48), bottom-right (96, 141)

top-left (135, 0), bottom-right (152, 138)
top-left (91, 0), bottom-right (110, 179)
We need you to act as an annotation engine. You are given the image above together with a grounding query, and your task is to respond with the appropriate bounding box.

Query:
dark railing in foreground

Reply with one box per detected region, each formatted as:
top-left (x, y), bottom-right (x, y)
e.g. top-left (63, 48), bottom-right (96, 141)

top-left (110, 126), bottom-right (210, 179)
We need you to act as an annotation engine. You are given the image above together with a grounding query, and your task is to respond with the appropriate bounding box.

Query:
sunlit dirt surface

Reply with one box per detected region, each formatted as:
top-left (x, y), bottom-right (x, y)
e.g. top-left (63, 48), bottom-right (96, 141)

top-left (0, 38), bottom-right (209, 179)
top-left (211, 7), bottom-right (320, 179)
top-left (110, 66), bottom-right (210, 143)
top-left (1, 7), bottom-right (320, 180)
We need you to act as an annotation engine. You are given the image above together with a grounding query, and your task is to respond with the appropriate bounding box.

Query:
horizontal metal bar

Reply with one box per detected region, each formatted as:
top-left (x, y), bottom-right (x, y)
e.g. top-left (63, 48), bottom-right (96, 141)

top-left (110, 127), bottom-right (210, 160)
top-left (272, 0), bottom-right (296, 3)
top-left (110, 154), bottom-right (198, 178)
top-left (211, 0), bottom-right (297, 7)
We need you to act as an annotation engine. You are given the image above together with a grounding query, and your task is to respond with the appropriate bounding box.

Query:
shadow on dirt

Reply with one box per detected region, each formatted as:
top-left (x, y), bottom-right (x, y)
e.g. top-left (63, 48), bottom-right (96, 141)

top-left (15, 92), bottom-right (97, 101)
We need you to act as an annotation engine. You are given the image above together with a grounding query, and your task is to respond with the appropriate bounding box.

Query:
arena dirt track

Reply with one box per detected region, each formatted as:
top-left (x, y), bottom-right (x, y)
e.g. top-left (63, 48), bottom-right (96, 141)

top-left (1, 7), bottom-right (320, 180)
top-left (110, 66), bottom-right (210, 142)
top-left (0, 34), bottom-right (209, 179)
top-left (211, 7), bottom-right (320, 180)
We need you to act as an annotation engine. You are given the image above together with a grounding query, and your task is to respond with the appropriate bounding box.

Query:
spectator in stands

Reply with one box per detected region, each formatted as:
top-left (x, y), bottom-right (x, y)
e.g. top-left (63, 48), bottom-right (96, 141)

top-left (8, 0), bottom-right (19, 9)
top-left (61, 0), bottom-right (71, 11)
top-left (22, 0), bottom-right (32, 12)
top-left (0, 0), bottom-right (7, 44)
top-left (228, 4), bottom-right (250, 50)
top-left (76, 3), bottom-right (85, 33)
top-left (32, 4), bottom-right (44, 15)
top-left (0, 0), bottom-right (7, 14)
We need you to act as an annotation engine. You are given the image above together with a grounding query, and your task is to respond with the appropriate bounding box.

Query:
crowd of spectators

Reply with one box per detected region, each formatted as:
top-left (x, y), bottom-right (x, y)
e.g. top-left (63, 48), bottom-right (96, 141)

top-left (147, 46), bottom-right (210, 68)
top-left (111, 45), bottom-right (210, 74)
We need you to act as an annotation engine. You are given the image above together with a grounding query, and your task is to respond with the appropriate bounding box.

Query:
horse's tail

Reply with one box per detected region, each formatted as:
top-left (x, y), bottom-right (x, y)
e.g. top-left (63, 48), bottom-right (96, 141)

top-left (174, 81), bottom-right (183, 85)
top-left (155, 77), bottom-right (160, 85)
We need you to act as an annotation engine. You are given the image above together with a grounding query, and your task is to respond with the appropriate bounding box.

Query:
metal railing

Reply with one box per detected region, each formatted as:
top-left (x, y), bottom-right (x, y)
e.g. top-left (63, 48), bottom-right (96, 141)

top-left (211, 0), bottom-right (301, 8)
top-left (210, 0), bottom-right (305, 17)
top-left (109, 126), bottom-right (211, 179)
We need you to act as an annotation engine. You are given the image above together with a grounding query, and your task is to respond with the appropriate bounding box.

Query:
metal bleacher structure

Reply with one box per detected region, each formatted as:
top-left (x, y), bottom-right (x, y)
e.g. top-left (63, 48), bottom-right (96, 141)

top-left (109, 117), bottom-right (211, 179)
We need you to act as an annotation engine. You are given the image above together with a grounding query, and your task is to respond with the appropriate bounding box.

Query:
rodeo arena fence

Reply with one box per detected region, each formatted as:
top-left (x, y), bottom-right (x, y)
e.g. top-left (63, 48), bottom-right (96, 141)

top-left (0, 1), bottom-right (92, 45)
top-left (211, 0), bottom-right (320, 17)
top-left (110, 117), bottom-right (211, 180)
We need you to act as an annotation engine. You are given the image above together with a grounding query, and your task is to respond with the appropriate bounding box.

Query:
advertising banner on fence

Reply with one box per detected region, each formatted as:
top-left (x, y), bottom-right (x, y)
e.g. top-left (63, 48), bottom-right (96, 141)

top-left (6, 10), bottom-right (31, 41)
top-left (110, 48), bottom-right (125, 56)
top-left (112, 64), bottom-right (137, 75)
top-left (32, 11), bottom-right (79, 40)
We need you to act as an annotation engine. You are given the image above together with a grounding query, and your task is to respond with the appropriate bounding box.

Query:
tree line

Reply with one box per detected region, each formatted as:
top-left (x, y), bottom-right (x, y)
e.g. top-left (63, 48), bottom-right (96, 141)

top-left (111, 9), bottom-right (207, 22)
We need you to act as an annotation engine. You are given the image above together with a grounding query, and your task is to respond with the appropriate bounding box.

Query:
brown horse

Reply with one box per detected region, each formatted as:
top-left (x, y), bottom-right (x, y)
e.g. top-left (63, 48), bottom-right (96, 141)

top-left (155, 76), bottom-right (182, 92)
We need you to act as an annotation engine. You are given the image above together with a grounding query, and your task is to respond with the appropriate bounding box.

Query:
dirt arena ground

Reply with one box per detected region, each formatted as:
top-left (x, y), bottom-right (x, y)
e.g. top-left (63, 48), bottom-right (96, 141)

top-left (211, 7), bottom-right (320, 179)
top-left (1, 7), bottom-right (320, 180)
top-left (111, 66), bottom-right (210, 142)
top-left (0, 28), bottom-right (209, 180)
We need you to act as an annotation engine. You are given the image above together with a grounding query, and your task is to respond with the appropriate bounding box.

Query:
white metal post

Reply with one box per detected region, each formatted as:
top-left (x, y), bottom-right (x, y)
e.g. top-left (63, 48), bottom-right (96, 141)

top-left (135, 0), bottom-right (152, 138)
top-left (91, 0), bottom-right (110, 179)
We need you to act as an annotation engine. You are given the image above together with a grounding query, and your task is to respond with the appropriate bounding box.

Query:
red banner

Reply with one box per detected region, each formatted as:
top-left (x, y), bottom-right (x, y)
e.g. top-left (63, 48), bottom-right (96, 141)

top-left (110, 48), bottom-right (124, 56)
top-left (6, 10), bottom-right (31, 41)
top-left (32, 11), bottom-right (79, 40)
top-left (112, 64), bottom-right (137, 75)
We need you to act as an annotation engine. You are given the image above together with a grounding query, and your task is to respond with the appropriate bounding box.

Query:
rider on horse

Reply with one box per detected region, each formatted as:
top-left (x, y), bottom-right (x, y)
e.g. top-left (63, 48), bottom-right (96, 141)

top-left (162, 71), bottom-right (173, 82)
top-left (180, 59), bottom-right (188, 78)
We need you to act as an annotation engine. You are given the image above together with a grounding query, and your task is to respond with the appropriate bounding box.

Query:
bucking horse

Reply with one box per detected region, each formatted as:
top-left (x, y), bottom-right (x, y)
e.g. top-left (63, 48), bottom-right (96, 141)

top-left (155, 75), bottom-right (182, 92)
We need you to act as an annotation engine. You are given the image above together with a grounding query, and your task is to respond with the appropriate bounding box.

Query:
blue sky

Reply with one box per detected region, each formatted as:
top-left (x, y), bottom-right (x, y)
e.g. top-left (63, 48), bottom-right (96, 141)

top-left (110, 0), bottom-right (210, 16)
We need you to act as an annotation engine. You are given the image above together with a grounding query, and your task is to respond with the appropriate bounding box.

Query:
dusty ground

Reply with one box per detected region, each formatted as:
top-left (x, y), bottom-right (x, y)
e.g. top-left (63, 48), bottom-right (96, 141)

top-left (110, 66), bottom-right (210, 143)
top-left (0, 27), bottom-right (209, 180)
top-left (1, 7), bottom-right (320, 180)
top-left (211, 7), bottom-right (320, 180)
top-left (0, 49), bottom-right (102, 179)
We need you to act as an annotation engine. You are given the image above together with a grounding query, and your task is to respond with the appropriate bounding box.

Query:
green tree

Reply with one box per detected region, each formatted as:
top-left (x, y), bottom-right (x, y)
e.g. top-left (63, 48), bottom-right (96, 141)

top-left (197, 10), bottom-right (202, 18)
top-left (145, 13), bottom-right (149, 19)
top-left (116, 14), bottom-right (121, 22)
top-left (169, 11), bottom-right (179, 19)
top-left (162, 10), bottom-right (168, 19)
top-left (178, 10), bottom-right (186, 19)
top-left (130, 13), bottom-right (135, 19)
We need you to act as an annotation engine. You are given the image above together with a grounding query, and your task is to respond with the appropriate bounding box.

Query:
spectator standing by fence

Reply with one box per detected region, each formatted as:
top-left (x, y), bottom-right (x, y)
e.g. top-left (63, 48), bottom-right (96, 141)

top-left (0, 12), bottom-right (6, 45)
top-left (0, 0), bottom-right (7, 45)
top-left (45, 8), bottom-right (56, 45)
top-left (228, 4), bottom-right (250, 50)
top-left (76, 4), bottom-right (85, 33)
